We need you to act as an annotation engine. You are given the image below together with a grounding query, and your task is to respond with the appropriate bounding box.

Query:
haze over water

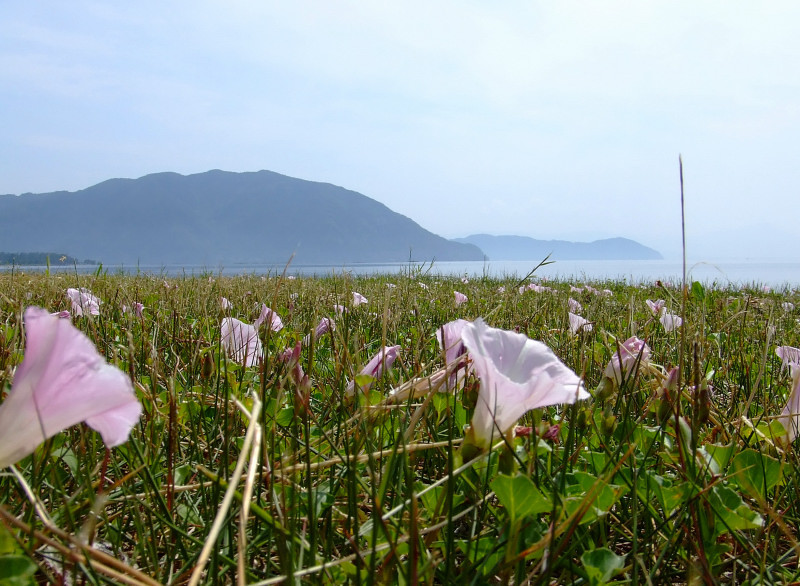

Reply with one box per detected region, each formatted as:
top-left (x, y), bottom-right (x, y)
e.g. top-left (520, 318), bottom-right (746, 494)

top-left (6, 259), bottom-right (799, 289)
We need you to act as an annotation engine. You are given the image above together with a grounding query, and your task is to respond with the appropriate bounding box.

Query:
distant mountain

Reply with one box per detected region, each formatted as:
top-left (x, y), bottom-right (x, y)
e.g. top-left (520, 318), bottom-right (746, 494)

top-left (0, 170), bottom-right (484, 265)
top-left (453, 234), bottom-right (662, 261)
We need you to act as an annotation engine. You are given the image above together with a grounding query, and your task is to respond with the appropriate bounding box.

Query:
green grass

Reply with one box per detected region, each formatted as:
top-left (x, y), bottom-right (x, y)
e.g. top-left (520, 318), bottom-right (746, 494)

top-left (1, 269), bottom-right (799, 584)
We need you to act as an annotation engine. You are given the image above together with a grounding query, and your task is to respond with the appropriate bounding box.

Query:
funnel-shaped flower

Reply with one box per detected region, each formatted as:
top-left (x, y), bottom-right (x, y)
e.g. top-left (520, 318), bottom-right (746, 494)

top-left (776, 345), bottom-right (800, 370)
top-left (779, 364), bottom-right (800, 442)
top-left (461, 318), bottom-right (588, 451)
top-left (604, 336), bottom-right (651, 385)
top-left (66, 288), bottom-right (100, 317)
top-left (568, 298), bottom-right (582, 313)
top-left (220, 297), bottom-right (232, 310)
top-left (0, 307), bottom-right (142, 469)
top-left (645, 299), bottom-right (666, 316)
top-left (346, 345), bottom-right (401, 396)
top-left (568, 312), bottom-right (592, 335)
top-left (436, 319), bottom-right (469, 369)
top-left (221, 317), bottom-right (262, 367)
top-left (254, 304), bottom-right (284, 332)
top-left (352, 292), bottom-right (368, 306)
top-left (454, 291), bottom-right (468, 306)
top-left (659, 310), bottom-right (682, 332)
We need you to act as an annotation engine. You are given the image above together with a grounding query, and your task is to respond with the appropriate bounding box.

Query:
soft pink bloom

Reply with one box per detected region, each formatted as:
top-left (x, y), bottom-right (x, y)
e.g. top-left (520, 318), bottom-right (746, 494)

top-left (783, 302), bottom-right (795, 312)
top-left (254, 304), bottom-right (284, 332)
top-left (568, 298), bottom-right (582, 313)
top-left (779, 365), bottom-right (800, 442)
top-left (601, 289), bottom-right (613, 297)
top-left (0, 307), bottom-right (142, 468)
top-left (659, 310), bottom-right (683, 332)
top-left (436, 319), bottom-right (469, 369)
top-left (352, 292), bottom-right (368, 306)
top-left (645, 299), bottom-right (666, 316)
top-left (497, 286), bottom-right (506, 294)
top-left (454, 291), bottom-right (468, 306)
top-left (50, 310), bottom-right (71, 319)
top-left (776, 346), bottom-right (800, 370)
top-left (460, 318), bottom-right (589, 450)
top-left (220, 318), bottom-right (262, 367)
top-left (568, 313), bottom-right (593, 335)
top-left (66, 288), bottom-right (100, 317)
top-left (334, 304), bottom-right (347, 315)
top-left (123, 302), bottom-right (145, 318)
top-left (346, 345), bottom-right (401, 396)
top-left (301, 317), bottom-right (335, 346)
top-left (221, 297), bottom-right (232, 310)
top-left (570, 286), bottom-right (583, 294)
top-left (604, 336), bottom-right (651, 385)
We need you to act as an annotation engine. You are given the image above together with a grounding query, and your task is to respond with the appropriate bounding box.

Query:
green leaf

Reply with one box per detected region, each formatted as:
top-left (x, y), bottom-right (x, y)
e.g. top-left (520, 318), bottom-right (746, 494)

top-left (275, 407), bottom-right (295, 427)
top-left (491, 474), bottom-right (551, 522)
top-left (730, 449), bottom-right (782, 501)
top-left (708, 485), bottom-right (763, 533)
top-left (581, 547), bottom-right (625, 585)
top-left (0, 555), bottom-right (38, 586)
top-left (691, 280), bottom-right (705, 301)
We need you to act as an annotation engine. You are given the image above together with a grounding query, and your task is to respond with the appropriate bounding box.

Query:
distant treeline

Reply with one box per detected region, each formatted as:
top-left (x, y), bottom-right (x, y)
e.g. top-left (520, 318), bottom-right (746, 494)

top-left (0, 252), bottom-right (98, 266)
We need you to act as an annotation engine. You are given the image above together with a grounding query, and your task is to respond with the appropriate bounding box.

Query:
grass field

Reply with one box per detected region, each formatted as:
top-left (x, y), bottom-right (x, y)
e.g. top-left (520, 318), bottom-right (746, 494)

top-left (1, 268), bottom-right (799, 585)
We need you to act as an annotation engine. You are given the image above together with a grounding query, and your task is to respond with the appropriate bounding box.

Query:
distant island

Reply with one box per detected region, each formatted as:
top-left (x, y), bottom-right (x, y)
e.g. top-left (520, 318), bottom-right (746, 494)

top-left (453, 234), bottom-right (662, 261)
top-left (0, 170), bottom-right (483, 265)
top-left (0, 252), bottom-right (98, 266)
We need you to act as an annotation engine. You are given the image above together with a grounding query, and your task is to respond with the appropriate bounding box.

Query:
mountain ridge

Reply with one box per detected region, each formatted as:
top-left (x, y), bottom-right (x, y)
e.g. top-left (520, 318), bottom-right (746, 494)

top-left (0, 169), bottom-right (484, 265)
top-left (453, 233), bottom-right (662, 261)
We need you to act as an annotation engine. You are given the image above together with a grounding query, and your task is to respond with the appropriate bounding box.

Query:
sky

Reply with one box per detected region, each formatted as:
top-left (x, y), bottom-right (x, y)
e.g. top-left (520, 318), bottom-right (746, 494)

top-left (2, 2), bottom-right (798, 261)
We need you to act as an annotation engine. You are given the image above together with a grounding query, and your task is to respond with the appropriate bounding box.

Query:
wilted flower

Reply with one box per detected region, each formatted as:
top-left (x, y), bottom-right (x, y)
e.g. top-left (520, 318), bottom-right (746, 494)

top-left (301, 317), bottom-right (335, 347)
top-left (346, 345), bottom-right (402, 396)
top-left (255, 304), bottom-right (284, 332)
top-left (221, 318), bottom-right (262, 367)
top-left (352, 292), bottom-right (368, 306)
top-left (0, 307), bottom-right (142, 469)
top-left (646, 299), bottom-right (666, 316)
top-left (460, 319), bottom-right (588, 452)
top-left (66, 288), bottom-right (100, 317)
top-left (604, 337), bottom-right (651, 385)
top-left (659, 310), bottom-right (683, 332)
top-left (568, 313), bottom-right (593, 335)
top-left (568, 298), bottom-right (582, 313)
top-left (454, 291), bottom-right (468, 306)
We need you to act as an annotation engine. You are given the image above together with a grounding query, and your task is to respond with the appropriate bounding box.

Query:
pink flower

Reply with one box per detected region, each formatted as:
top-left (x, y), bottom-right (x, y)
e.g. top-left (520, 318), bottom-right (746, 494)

top-left (221, 297), bottom-right (233, 310)
top-left (418, 282), bottom-right (429, 290)
top-left (254, 304), bottom-right (284, 332)
top-left (645, 299), bottom-right (666, 316)
top-left (352, 292), bottom-right (368, 306)
top-left (346, 345), bottom-right (401, 396)
top-left (66, 288), bottom-right (100, 317)
top-left (220, 318), bottom-right (262, 367)
top-left (568, 313), bottom-right (592, 335)
top-left (570, 286), bottom-right (583, 294)
top-left (123, 302), bottom-right (145, 318)
top-left (50, 310), bottom-right (71, 319)
top-left (779, 365), bottom-right (800, 442)
top-left (776, 346), bottom-right (800, 370)
top-left (568, 298), bottom-right (582, 313)
top-left (334, 304), bottom-right (347, 315)
top-left (460, 318), bottom-right (588, 450)
top-left (454, 291), bottom-right (468, 306)
top-left (604, 336), bottom-right (651, 385)
top-left (0, 307), bottom-right (142, 468)
top-left (436, 319), bottom-right (469, 369)
top-left (659, 310), bottom-right (683, 332)
top-left (301, 317), bottom-right (335, 346)
top-left (497, 286), bottom-right (506, 294)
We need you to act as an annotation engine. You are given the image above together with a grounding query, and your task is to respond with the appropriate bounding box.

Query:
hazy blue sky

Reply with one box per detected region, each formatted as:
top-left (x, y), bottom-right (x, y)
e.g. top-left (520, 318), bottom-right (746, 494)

top-left (2, 2), bottom-right (798, 261)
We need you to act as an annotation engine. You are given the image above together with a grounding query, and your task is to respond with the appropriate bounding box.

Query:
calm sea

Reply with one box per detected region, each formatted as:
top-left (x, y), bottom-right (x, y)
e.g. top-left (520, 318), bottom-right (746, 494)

top-left (5, 259), bottom-right (799, 288)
